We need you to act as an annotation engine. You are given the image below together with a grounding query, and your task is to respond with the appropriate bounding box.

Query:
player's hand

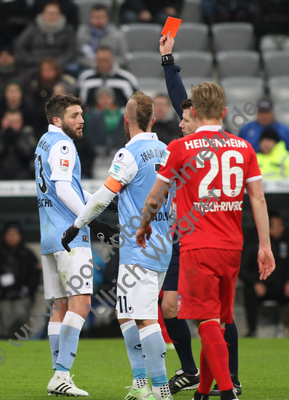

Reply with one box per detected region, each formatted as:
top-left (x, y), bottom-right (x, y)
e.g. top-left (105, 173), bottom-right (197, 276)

top-left (136, 225), bottom-right (152, 249)
top-left (62, 225), bottom-right (79, 252)
top-left (107, 199), bottom-right (118, 214)
top-left (257, 247), bottom-right (275, 280)
top-left (89, 219), bottom-right (119, 245)
top-left (159, 31), bottom-right (175, 56)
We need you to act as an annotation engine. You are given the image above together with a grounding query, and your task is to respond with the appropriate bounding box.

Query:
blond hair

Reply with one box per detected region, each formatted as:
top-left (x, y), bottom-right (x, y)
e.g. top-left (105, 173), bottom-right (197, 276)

top-left (191, 82), bottom-right (226, 120)
top-left (129, 91), bottom-right (154, 132)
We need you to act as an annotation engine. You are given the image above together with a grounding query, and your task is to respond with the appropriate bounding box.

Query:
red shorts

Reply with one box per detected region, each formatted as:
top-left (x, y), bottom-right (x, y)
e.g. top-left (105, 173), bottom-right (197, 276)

top-left (178, 248), bottom-right (241, 324)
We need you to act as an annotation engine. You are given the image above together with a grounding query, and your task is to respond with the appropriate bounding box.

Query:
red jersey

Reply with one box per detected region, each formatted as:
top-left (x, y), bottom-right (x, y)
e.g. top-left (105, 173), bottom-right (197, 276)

top-left (158, 126), bottom-right (262, 252)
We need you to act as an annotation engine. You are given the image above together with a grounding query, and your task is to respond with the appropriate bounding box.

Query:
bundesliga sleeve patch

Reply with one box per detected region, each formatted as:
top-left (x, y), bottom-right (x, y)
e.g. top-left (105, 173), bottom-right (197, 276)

top-left (161, 149), bottom-right (171, 167)
top-left (60, 159), bottom-right (69, 171)
top-left (108, 162), bottom-right (125, 180)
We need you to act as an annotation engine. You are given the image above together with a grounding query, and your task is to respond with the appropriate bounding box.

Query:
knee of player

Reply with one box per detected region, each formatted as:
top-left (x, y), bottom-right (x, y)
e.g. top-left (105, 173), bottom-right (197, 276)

top-left (161, 299), bottom-right (177, 319)
top-left (68, 296), bottom-right (91, 320)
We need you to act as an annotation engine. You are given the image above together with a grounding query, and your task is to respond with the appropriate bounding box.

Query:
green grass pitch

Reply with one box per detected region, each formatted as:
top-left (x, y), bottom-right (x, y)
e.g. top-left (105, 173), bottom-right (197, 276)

top-left (1, 338), bottom-right (289, 400)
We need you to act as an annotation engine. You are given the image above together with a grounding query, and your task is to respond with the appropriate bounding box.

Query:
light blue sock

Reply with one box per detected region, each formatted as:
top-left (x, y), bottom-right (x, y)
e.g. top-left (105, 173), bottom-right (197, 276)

top-left (56, 311), bottom-right (85, 371)
top-left (48, 322), bottom-right (61, 370)
top-left (139, 324), bottom-right (168, 387)
top-left (121, 320), bottom-right (147, 379)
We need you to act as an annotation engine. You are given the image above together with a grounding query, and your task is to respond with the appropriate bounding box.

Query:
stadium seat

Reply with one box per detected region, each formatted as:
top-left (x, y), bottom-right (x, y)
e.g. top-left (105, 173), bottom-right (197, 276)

top-left (125, 52), bottom-right (163, 78)
top-left (268, 77), bottom-right (289, 104)
top-left (182, 77), bottom-right (217, 97)
top-left (121, 23), bottom-right (162, 53)
top-left (174, 51), bottom-right (213, 78)
top-left (174, 23), bottom-right (209, 52)
top-left (138, 78), bottom-right (167, 98)
top-left (216, 51), bottom-right (260, 79)
top-left (224, 102), bottom-right (257, 135)
top-left (220, 77), bottom-right (264, 104)
top-left (212, 22), bottom-right (255, 52)
top-left (274, 102), bottom-right (289, 127)
top-left (263, 51), bottom-right (289, 79)
top-left (74, 0), bottom-right (112, 24)
top-left (180, 0), bottom-right (202, 23)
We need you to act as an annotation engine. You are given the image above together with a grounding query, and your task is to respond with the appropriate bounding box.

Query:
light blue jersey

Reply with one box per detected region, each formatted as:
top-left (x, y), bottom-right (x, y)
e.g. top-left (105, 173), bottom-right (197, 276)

top-left (108, 132), bottom-right (172, 272)
top-left (35, 125), bottom-right (90, 254)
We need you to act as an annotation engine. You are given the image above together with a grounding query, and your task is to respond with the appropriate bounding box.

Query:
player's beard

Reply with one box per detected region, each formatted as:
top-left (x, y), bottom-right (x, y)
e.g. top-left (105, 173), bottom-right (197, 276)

top-left (124, 122), bottom-right (130, 142)
top-left (61, 121), bottom-right (83, 140)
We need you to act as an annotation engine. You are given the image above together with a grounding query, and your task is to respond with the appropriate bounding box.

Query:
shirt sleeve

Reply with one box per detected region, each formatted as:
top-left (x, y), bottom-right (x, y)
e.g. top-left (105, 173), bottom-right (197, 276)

top-left (246, 144), bottom-right (262, 183)
top-left (83, 190), bottom-right (92, 203)
top-left (108, 148), bottom-right (138, 186)
top-left (48, 140), bottom-right (76, 182)
top-left (164, 64), bottom-right (187, 120)
top-left (157, 140), bottom-right (183, 183)
top-left (55, 181), bottom-right (85, 216)
top-left (74, 185), bottom-right (117, 229)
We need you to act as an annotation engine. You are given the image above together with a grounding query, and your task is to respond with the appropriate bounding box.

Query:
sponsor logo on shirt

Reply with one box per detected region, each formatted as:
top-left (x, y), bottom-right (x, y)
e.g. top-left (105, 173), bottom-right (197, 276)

top-left (160, 149), bottom-right (171, 166)
top-left (116, 152), bottom-right (124, 161)
top-left (61, 145), bottom-right (69, 154)
top-left (60, 159), bottom-right (69, 171)
top-left (82, 235), bottom-right (89, 242)
top-left (177, 294), bottom-right (181, 311)
top-left (109, 162), bottom-right (125, 180)
top-left (114, 164), bottom-right (121, 174)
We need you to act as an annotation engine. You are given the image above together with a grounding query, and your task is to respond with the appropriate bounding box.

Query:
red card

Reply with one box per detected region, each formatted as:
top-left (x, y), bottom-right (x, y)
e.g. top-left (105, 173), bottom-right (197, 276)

top-left (162, 16), bottom-right (182, 38)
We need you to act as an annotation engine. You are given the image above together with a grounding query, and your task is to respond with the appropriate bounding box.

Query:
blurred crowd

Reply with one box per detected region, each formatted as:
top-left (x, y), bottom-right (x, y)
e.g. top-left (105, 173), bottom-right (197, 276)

top-left (0, 0), bottom-right (289, 180)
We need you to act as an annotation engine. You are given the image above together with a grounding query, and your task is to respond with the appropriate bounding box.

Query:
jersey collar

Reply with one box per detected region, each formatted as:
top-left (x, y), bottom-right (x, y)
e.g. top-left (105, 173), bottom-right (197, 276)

top-left (195, 125), bottom-right (222, 133)
top-left (48, 124), bottom-right (68, 137)
top-left (125, 132), bottom-right (158, 147)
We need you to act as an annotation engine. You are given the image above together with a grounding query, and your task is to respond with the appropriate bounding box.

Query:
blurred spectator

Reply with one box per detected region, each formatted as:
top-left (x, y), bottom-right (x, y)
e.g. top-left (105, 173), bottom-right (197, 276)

top-left (256, 128), bottom-right (289, 180)
top-left (74, 137), bottom-right (96, 179)
top-left (120, 0), bottom-right (184, 25)
top-left (254, 0), bottom-right (289, 51)
top-left (15, 1), bottom-right (75, 71)
top-left (0, 47), bottom-right (27, 95)
top-left (0, 0), bottom-right (30, 47)
top-left (31, 0), bottom-right (79, 32)
top-left (239, 212), bottom-right (289, 337)
top-left (26, 56), bottom-right (76, 137)
top-left (0, 81), bottom-right (34, 128)
top-left (0, 221), bottom-right (41, 339)
top-left (52, 82), bottom-right (68, 95)
top-left (202, 0), bottom-right (255, 25)
top-left (153, 94), bottom-right (180, 145)
top-left (238, 99), bottom-right (289, 153)
top-left (0, 111), bottom-right (36, 180)
top-left (78, 46), bottom-right (139, 109)
top-left (84, 86), bottom-right (126, 156)
top-left (76, 4), bottom-right (128, 69)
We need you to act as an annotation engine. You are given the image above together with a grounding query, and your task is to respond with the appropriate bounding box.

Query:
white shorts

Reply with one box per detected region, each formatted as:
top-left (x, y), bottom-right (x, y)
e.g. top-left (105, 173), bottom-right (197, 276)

top-left (42, 247), bottom-right (93, 300)
top-left (116, 263), bottom-right (166, 320)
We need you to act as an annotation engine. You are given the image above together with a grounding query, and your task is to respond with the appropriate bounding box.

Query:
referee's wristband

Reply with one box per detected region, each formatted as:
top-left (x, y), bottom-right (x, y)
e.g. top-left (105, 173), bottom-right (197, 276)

top-left (161, 53), bottom-right (175, 67)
